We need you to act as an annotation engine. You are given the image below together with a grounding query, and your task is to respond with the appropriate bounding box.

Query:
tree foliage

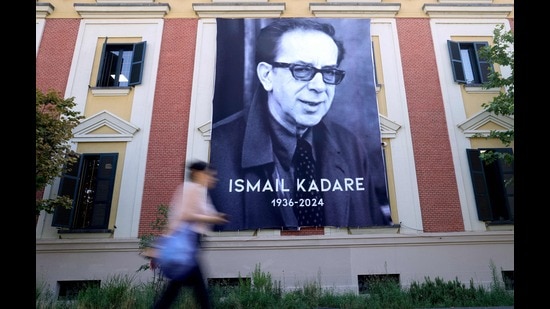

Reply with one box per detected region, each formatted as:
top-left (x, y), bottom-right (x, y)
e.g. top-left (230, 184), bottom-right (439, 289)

top-left (36, 89), bottom-right (84, 216)
top-left (477, 24), bottom-right (514, 166)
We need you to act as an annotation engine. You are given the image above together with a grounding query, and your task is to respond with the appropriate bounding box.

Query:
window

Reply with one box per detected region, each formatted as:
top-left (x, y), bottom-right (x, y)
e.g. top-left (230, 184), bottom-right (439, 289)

top-left (501, 270), bottom-right (514, 290)
top-left (466, 148), bottom-right (513, 222)
top-left (447, 40), bottom-right (492, 85)
top-left (358, 274), bottom-right (400, 294)
top-left (208, 277), bottom-right (250, 289)
top-left (58, 280), bottom-right (100, 300)
top-left (96, 41), bottom-right (146, 87)
top-left (52, 153), bottom-right (118, 230)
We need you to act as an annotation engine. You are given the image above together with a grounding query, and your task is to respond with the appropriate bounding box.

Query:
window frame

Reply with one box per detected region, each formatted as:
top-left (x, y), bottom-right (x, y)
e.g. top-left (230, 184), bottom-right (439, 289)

top-left (466, 148), bottom-right (513, 223)
top-left (447, 40), bottom-right (492, 85)
top-left (95, 40), bottom-right (146, 88)
top-left (52, 153), bottom-right (118, 230)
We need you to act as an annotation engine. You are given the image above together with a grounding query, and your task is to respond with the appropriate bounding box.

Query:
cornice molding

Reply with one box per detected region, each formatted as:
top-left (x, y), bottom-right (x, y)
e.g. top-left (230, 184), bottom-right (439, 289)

top-left (437, 0), bottom-right (494, 3)
top-left (310, 3), bottom-right (401, 18)
top-left (36, 3), bottom-right (54, 19)
top-left (73, 3), bottom-right (170, 19)
top-left (379, 114), bottom-right (401, 139)
top-left (196, 115), bottom-right (399, 141)
top-left (457, 110), bottom-right (513, 138)
top-left (72, 110), bottom-right (140, 142)
top-left (192, 2), bottom-right (285, 18)
top-left (36, 231), bottom-right (514, 249)
top-left (423, 3), bottom-right (513, 18)
top-left (211, 0), bottom-right (269, 2)
top-left (325, 0), bottom-right (382, 2)
top-left (95, 0), bottom-right (155, 3)
top-left (197, 121), bottom-right (212, 141)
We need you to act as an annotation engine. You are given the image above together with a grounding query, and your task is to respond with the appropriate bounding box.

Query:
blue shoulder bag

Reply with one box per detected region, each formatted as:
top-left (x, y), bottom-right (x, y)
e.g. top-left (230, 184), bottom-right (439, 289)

top-left (155, 223), bottom-right (199, 280)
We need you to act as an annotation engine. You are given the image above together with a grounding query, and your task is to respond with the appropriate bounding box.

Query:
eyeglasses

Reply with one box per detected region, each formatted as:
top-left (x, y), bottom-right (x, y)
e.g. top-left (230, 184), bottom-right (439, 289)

top-left (270, 62), bottom-right (346, 85)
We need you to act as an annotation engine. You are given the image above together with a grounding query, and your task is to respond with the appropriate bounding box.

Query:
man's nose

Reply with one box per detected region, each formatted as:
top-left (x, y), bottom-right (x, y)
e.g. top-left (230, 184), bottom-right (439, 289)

top-left (307, 72), bottom-right (327, 91)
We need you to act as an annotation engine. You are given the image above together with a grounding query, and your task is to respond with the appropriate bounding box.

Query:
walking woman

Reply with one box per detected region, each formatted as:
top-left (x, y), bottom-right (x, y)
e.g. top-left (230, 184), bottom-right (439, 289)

top-left (153, 161), bottom-right (229, 309)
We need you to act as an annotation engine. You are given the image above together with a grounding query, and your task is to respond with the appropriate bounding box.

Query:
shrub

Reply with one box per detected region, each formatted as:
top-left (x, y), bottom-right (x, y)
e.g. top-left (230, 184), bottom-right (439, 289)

top-left (36, 264), bottom-right (513, 309)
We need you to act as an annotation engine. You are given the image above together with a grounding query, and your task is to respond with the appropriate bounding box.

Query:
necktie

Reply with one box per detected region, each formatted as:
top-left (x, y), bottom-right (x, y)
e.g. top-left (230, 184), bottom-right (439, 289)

top-left (292, 137), bottom-right (324, 227)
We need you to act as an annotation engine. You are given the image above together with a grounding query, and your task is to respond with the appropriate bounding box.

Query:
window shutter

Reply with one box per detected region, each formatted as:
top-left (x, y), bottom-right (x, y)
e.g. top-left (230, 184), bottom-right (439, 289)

top-left (129, 41), bottom-right (146, 86)
top-left (52, 154), bottom-right (83, 227)
top-left (474, 42), bottom-right (492, 84)
top-left (466, 148), bottom-right (514, 222)
top-left (447, 40), bottom-right (466, 84)
top-left (95, 38), bottom-right (109, 87)
top-left (88, 153), bottom-right (118, 229)
top-left (495, 148), bottom-right (514, 221)
top-left (466, 149), bottom-right (493, 221)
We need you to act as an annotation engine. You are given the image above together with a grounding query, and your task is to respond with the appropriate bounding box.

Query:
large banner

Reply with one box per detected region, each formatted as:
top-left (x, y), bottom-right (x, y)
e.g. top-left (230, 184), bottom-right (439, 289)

top-left (209, 18), bottom-right (392, 231)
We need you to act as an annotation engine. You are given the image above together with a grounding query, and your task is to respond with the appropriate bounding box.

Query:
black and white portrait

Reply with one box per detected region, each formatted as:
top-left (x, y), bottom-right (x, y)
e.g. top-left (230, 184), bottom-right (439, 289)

top-left (209, 18), bottom-right (392, 231)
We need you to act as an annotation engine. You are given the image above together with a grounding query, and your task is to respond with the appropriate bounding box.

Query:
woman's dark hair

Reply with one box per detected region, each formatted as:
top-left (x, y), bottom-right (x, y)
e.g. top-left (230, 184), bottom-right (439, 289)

top-left (188, 160), bottom-right (210, 172)
top-left (255, 19), bottom-right (346, 66)
top-left (187, 160), bottom-right (215, 181)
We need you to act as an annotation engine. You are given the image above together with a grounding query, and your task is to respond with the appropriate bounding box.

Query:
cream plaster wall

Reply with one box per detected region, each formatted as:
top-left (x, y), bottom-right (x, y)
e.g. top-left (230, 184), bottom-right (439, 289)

top-left (36, 231), bottom-right (514, 294)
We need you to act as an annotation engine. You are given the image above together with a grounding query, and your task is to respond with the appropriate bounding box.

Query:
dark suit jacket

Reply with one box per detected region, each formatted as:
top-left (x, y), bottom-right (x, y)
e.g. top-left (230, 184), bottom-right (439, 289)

top-left (209, 91), bottom-right (392, 231)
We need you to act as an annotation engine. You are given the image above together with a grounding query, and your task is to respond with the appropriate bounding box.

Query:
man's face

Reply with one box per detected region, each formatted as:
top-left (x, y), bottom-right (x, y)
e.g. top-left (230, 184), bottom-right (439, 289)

top-left (267, 30), bottom-right (339, 134)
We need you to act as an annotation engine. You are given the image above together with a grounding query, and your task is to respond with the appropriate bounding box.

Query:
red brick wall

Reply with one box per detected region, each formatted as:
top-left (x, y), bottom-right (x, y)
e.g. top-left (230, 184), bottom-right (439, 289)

top-left (396, 18), bottom-right (464, 232)
top-left (139, 19), bottom-right (198, 236)
top-left (36, 19), bottom-right (80, 94)
top-left (35, 19), bottom-right (80, 217)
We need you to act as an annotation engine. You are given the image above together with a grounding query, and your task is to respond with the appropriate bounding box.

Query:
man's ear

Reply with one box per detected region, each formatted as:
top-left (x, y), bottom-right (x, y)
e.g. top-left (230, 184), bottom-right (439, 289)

top-left (257, 62), bottom-right (273, 91)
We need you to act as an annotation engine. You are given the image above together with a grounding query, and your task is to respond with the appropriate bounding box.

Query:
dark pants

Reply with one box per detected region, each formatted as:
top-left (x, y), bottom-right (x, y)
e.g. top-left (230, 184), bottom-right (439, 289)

top-left (153, 234), bottom-right (211, 309)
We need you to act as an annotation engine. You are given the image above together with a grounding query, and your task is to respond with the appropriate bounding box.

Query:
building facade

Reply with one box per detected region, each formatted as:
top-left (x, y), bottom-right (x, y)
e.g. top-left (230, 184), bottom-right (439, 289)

top-left (36, 0), bottom-right (514, 297)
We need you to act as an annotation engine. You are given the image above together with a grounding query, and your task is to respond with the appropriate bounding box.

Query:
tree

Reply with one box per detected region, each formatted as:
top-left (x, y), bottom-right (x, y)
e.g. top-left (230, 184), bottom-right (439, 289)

top-left (36, 89), bottom-right (84, 224)
top-left (477, 24), bottom-right (514, 167)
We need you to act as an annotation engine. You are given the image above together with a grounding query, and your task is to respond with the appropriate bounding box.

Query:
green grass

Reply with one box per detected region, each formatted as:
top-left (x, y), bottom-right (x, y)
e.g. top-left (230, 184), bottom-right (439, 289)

top-left (36, 265), bottom-right (513, 309)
